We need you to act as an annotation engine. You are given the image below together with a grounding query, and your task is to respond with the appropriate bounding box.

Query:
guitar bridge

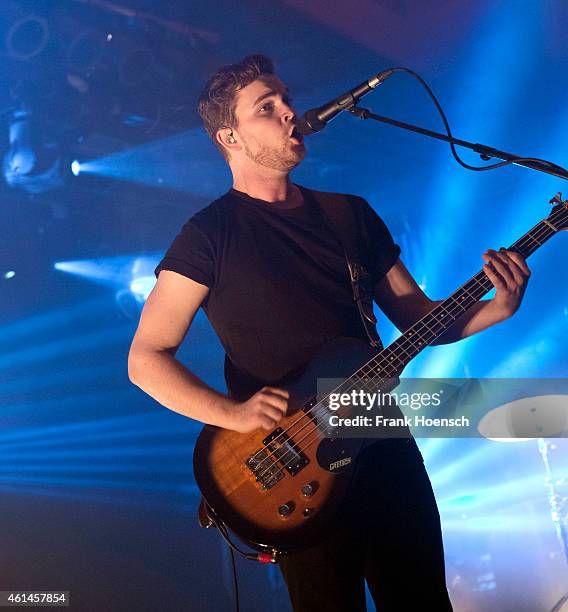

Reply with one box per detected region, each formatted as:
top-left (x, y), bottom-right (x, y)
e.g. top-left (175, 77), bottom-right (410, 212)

top-left (245, 428), bottom-right (309, 489)
top-left (245, 450), bottom-right (284, 490)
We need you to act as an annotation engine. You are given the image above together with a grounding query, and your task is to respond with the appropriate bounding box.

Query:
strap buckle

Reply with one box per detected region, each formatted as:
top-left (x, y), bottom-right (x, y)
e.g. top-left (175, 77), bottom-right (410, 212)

top-left (345, 252), bottom-right (382, 349)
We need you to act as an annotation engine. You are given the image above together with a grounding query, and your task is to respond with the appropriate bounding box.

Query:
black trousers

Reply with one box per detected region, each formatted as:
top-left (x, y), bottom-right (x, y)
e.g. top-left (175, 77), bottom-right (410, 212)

top-left (279, 438), bottom-right (453, 612)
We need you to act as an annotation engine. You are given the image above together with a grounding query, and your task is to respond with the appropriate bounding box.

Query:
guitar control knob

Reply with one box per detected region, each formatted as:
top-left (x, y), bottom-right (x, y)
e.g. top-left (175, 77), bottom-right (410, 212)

top-left (301, 483), bottom-right (315, 497)
top-left (278, 503), bottom-right (294, 518)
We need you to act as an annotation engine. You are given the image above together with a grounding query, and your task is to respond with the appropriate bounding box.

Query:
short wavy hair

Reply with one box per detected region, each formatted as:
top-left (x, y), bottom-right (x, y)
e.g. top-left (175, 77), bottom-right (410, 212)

top-left (198, 54), bottom-right (275, 162)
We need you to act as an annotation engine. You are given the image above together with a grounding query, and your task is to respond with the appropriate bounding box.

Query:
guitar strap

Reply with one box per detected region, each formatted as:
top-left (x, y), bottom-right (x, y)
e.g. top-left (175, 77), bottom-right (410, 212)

top-left (310, 190), bottom-right (383, 350)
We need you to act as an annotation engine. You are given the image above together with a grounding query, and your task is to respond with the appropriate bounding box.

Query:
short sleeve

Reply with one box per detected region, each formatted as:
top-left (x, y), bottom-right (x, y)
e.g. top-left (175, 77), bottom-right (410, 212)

top-left (154, 207), bottom-right (217, 287)
top-left (354, 197), bottom-right (401, 282)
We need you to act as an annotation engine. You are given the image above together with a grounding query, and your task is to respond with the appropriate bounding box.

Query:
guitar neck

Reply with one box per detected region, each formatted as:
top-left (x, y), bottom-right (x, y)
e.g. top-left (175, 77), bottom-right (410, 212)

top-left (363, 216), bottom-right (559, 379)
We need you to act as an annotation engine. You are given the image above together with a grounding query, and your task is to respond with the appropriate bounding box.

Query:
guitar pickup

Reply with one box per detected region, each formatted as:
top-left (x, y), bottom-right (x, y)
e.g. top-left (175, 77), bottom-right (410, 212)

top-left (262, 428), bottom-right (309, 476)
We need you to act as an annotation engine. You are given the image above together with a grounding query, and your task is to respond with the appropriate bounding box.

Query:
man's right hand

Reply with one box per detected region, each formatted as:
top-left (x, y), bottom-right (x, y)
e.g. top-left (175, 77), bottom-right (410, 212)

top-left (227, 387), bottom-right (289, 433)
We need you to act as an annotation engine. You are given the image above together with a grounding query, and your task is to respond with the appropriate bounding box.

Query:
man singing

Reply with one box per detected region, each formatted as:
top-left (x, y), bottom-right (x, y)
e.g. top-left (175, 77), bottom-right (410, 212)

top-left (128, 54), bottom-right (530, 611)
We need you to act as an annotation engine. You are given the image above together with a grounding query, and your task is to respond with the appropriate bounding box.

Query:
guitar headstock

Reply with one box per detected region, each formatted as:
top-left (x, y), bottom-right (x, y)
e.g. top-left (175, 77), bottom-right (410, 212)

top-left (549, 193), bottom-right (568, 231)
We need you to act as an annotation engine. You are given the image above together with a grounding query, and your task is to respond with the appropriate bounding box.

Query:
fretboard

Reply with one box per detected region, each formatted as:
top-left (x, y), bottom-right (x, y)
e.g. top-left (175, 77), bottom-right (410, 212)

top-left (347, 216), bottom-right (559, 386)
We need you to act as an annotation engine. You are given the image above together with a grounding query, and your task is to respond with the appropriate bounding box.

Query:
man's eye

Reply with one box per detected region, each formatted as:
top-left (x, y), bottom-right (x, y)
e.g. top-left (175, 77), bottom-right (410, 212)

top-left (259, 102), bottom-right (273, 113)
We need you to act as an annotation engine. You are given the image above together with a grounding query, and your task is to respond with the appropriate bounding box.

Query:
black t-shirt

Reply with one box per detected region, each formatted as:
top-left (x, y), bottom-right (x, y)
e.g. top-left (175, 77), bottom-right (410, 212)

top-left (154, 184), bottom-right (401, 400)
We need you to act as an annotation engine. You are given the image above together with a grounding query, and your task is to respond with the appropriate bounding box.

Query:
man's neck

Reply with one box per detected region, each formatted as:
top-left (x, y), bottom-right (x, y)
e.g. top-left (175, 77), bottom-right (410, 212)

top-left (231, 171), bottom-right (302, 208)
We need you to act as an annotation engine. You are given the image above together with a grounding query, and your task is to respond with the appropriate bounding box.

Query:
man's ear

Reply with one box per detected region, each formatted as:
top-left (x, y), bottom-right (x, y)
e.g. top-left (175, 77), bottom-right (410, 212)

top-left (216, 127), bottom-right (240, 154)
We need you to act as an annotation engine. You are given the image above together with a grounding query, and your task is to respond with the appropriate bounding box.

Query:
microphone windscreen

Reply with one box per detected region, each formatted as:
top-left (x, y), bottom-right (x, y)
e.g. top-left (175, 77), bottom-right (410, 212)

top-left (297, 110), bottom-right (326, 136)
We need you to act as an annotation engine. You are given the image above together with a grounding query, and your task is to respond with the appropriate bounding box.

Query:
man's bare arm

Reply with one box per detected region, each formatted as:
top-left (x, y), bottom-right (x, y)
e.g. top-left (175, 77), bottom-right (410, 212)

top-left (373, 252), bottom-right (530, 345)
top-left (128, 270), bottom-right (288, 433)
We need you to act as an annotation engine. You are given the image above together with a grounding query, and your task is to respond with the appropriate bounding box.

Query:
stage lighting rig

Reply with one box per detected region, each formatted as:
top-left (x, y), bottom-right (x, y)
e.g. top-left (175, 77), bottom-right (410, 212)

top-left (2, 108), bottom-right (78, 194)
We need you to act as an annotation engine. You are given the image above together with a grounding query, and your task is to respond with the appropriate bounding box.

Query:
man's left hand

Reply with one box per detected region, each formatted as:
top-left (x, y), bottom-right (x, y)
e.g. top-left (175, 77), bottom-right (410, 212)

top-left (482, 247), bottom-right (531, 318)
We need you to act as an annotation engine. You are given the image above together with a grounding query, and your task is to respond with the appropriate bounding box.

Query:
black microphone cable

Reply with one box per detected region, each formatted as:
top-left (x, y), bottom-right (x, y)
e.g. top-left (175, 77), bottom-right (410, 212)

top-left (389, 66), bottom-right (566, 173)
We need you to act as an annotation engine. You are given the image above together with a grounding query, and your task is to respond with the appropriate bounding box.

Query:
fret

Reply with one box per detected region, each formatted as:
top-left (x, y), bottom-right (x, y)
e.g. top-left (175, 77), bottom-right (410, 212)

top-left (402, 329), bottom-right (424, 351)
top-left (395, 340), bottom-right (416, 361)
top-left (436, 303), bottom-right (456, 322)
top-left (426, 317), bottom-right (447, 334)
top-left (462, 277), bottom-right (479, 302)
top-left (451, 295), bottom-right (468, 311)
top-left (525, 231), bottom-right (542, 247)
top-left (512, 221), bottom-right (555, 259)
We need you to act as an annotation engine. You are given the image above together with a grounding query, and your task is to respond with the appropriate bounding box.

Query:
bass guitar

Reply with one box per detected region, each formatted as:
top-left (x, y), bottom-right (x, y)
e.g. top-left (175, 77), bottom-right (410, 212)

top-left (193, 194), bottom-right (568, 560)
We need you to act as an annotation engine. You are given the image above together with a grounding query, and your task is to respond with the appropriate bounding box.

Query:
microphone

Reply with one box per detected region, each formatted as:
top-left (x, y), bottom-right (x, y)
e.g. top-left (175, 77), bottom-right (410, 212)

top-left (297, 69), bottom-right (395, 136)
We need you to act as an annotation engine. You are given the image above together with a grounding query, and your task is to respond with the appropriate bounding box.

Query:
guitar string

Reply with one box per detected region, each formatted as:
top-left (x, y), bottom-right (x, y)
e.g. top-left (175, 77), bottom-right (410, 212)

top-left (249, 211), bottom-right (562, 484)
top-left (248, 226), bottom-right (555, 487)
top-left (267, 213), bottom-right (562, 479)
top-left (271, 213), bottom-right (562, 477)
top-left (246, 207), bottom-right (564, 485)
top-left (260, 211), bottom-right (566, 482)
top-left (252, 279), bottom-right (488, 483)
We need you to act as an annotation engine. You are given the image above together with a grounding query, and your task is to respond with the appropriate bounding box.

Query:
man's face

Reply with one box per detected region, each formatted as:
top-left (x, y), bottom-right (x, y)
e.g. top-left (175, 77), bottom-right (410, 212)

top-left (231, 74), bottom-right (306, 172)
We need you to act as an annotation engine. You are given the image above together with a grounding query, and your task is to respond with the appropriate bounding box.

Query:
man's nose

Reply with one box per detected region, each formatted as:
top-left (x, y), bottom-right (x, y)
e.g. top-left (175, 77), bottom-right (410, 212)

top-left (282, 107), bottom-right (296, 124)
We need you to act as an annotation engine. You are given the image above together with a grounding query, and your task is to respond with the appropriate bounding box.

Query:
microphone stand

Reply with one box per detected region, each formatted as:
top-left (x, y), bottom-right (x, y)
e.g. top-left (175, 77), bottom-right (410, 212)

top-left (348, 106), bottom-right (568, 181)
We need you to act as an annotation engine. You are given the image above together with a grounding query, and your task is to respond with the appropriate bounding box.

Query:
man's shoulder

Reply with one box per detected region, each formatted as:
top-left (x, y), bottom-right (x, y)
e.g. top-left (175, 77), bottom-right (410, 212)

top-left (183, 190), bottom-right (236, 231)
top-left (301, 185), bottom-right (393, 236)
top-left (300, 185), bottom-right (369, 220)
top-left (301, 184), bottom-right (367, 208)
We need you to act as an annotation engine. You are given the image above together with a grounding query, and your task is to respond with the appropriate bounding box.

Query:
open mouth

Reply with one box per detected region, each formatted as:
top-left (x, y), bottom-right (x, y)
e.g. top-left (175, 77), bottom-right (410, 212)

top-left (290, 126), bottom-right (304, 144)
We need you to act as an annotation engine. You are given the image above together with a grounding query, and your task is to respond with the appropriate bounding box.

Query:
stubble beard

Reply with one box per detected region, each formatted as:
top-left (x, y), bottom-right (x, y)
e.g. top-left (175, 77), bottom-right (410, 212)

top-left (242, 134), bottom-right (305, 172)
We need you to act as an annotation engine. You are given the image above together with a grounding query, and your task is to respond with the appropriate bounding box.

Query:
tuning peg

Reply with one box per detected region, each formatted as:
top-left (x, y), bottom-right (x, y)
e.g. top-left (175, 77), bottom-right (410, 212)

top-left (549, 192), bottom-right (564, 205)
